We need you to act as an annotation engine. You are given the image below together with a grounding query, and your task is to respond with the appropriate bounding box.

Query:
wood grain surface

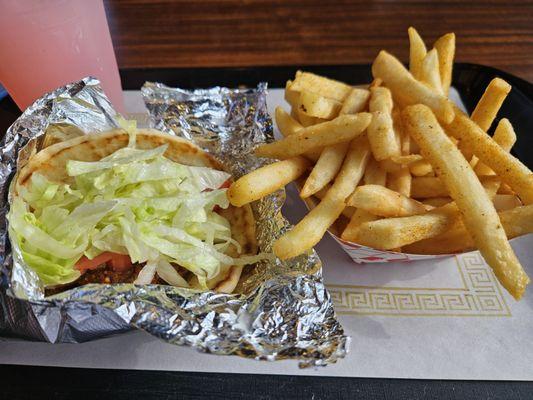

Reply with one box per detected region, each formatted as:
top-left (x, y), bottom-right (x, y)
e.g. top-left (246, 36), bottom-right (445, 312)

top-left (103, 0), bottom-right (533, 82)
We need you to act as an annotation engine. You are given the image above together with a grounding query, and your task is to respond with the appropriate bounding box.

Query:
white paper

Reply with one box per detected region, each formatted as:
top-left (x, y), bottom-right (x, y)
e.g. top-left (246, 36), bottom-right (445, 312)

top-left (1, 89), bottom-right (532, 380)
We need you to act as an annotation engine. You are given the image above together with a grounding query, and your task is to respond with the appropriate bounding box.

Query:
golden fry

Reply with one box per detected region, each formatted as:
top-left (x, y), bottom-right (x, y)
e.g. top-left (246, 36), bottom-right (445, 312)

top-left (341, 209), bottom-right (379, 242)
top-left (364, 157), bottom-right (387, 186)
top-left (255, 113), bottom-right (371, 160)
top-left (354, 202), bottom-right (459, 249)
top-left (299, 90), bottom-right (342, 120)
top-left (347, 185), bottom-right (427, 217)
top-left (284, 80), bottom-right (299, 108)
top-left (403, 104), bottom-right (529, 299)
top-left (465, 78), bottom-right (512, 167)
top-left (228, 156), bottom-right (310, 207)
top-left (420, 49), bottom-right (443, 94)
top-left (408, 26), bottom-right (427, 80)
top-left (391, 154), bottom-right (424, 165)
top-left (273, 136), bottom-right (370, 259)
top-left (290, 71), bottom-right (352, 102)
top-left (494, 194), bottom-right (522, 211)
top-left (387, 165), bottom-right (412, 197)
top-left (371, 50), bottom-right (455, 123)
top-left (275, 106), bottom-right (302, 137)
top-left (300, 143), bottom-right (349, 198)
top-left (275, 106), bottom-right (321, 162)
top-left (471, 78), bottom-right (512, 132)
top-left (445, 106), bottom-right (533, 205)
top-left (422, 197), bottom-right (452, 207)
top-left (433, 32), bottom-right (455, 95)
top-left (313, 183), bottom-right (356, 219)
top-left (368, 86), bottom-right (401, 160)
top-left (409, 159), bottom-right (434, 177)
top-left (412, 175), bottom-right (504, 198)
top-left (405, 205), bottom-right (533, 255)
top-left (340, 88), bottom-right (370, 114)
top-left (474, 118), bottom-right (516, 175)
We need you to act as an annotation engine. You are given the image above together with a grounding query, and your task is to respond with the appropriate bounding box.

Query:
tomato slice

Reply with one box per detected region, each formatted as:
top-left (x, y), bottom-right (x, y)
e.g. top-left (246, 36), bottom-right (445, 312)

top-left (75, 252), bottom-right (132, 272)
top-left (219, 179), bottom-right (231, 189)
top-left (109, 254), bottom-right (133, 272)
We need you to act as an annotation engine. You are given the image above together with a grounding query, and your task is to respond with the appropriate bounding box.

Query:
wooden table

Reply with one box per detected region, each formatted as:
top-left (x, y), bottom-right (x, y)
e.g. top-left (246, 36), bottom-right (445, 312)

top-left (103, 0), bottom-right (533, 82)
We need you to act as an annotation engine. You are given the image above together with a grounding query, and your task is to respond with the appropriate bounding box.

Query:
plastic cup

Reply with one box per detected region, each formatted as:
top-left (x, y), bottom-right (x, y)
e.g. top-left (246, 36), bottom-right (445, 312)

top-left (0, 0), bottom-right (124, 112)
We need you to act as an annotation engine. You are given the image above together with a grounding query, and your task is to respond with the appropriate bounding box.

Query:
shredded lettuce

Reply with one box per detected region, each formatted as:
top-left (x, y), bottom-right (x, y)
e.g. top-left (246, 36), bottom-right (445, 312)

top-left (8, 136), bottom-right (265, 289)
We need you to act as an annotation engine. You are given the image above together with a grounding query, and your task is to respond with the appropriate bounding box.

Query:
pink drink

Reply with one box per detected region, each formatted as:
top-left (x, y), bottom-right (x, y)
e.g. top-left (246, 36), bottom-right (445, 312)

top-left (0, 0), bottom-right (124, 112)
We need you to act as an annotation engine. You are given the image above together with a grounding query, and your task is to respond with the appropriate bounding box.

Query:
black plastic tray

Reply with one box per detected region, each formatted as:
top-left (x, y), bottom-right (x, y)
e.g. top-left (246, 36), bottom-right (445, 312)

top-left (0, 64), bottom-right (532, 400)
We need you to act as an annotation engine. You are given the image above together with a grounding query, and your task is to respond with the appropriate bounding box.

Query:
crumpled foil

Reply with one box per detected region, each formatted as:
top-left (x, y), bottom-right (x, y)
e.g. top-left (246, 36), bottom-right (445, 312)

top-left (0, 77), bottom-right (349, 367)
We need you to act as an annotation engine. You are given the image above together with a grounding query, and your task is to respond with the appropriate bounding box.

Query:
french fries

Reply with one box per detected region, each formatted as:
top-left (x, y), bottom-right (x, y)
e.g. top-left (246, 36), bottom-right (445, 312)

top-left (284, 80), bottom-right (299, 108)
top-left (405, 205), bottom-right (533, 255)
top-left (408, 27), bottom-right (427, 80)
top-left (290, 71), bottom-right (352, 102)
top-left (341, 209), bottom-right (379, 242)
top-left (474, 118), bottom-right (516, 175)
top-left (364, 157), bottom-right (387, 186)
top-left (275, 106), bottom-right (322, 162)
top-left (255, 113), bottom-right (371, 159)
top-left (368, 87), bottom-right (401, 160)
top-left (433, 33), bottom-right (455, 95)
top-left (420, 49), bottom-right (443, 94)
top-left (409, 159), bottom-right (433, 176)
top-left (348, 185), bottom-right (427, 217)
top-left (275, 106), bottom-right (302, 137)
top-left (403, 104), bottom-right (529, 299)
top-left (471, 78), bottom-right (512, 132)
top-left (462, 78), bottom-right (512, 167)
top-left (371, 50), bottom-right (455, 123)
top-left (354, 202), bottom-right (460, 249)
top-left (300, 143), bottom-right (349, 198)
top-left (445, 106), bottom-right (533, 205)
top-left (299, 90), bottom-right (342, 120)
top-left (273, 136), bottom-right (370, 259)
top-left (494, 194), bottom-right (522, 211)
top-left (340, 88), bottom-right (370, 114)
top-left (228, 156), bottom-right (310, 207)
top-left (231, 27), bottom-right (532, 300)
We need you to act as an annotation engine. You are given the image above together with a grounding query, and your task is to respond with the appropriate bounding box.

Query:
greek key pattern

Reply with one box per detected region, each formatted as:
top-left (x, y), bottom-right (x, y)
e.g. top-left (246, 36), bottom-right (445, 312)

top-left (328, 253), bottom-right (510, 317)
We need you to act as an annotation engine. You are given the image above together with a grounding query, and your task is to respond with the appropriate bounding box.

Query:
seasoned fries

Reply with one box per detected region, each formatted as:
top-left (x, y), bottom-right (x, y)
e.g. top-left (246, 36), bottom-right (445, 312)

top-left (341, 209), bottom-right (379, 242)
top-left (273, 136), bottom-right (370, 260)
top-left (354, 203), bottom-right (460, 250)
top-left (403, 104), bottom-right (529, 299)
top-left (228, 156), bottom-right (310, 207)
top-left (408, 27), bottom-right (427, 80)
top-left (348, 185), bottom-right (427, 217)
top-left (433, 32), bottom-right (455, 95)
top-left (290, 71), bottom-right (352, 102)
top-left (255, 113), bottom-right (371, 159)
top-left (275, 106), bottom-right (302, 137)
top-left (470, 78), bottom-right (512, 132)
top-left (371, 50), bottom-right (455, 123)
top-left (301, 143), bottom-right (349, 198)
top-left (474, 118), bottom-right (516, 175)
top-left (405, 205), bottom-right (533, 255)
top-left (232, 27), bottom-right (532, 300)
top-left (299, 90), bottom-right (342, 119)
top-left (368, 86), bottom-right (401, 160)
top-left (445, 106), bottom-right (533, 205)
top-left (364, 157), bottom-right (387, 186)
top-left (340, 88), bottom-right (370, 114)
top-left (420, 49), bottom-right (443, 94)
top-left (463, 78), bottom-right (512, 167)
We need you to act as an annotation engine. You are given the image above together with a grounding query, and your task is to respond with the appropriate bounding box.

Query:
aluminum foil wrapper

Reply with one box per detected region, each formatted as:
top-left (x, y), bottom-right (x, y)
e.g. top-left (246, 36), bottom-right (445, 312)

top-left (0, 77), bottom-right (348, 367)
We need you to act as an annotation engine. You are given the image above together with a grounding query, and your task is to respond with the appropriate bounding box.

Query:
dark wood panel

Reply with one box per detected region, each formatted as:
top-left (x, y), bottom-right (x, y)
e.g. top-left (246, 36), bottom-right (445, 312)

top-left (103, 0), bottom-right (533, 82)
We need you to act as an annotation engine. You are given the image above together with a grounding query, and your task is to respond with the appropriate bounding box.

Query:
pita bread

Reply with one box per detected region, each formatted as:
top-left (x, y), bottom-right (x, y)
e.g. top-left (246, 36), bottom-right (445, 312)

top-left (13, 128), bottom-right (257, 293)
